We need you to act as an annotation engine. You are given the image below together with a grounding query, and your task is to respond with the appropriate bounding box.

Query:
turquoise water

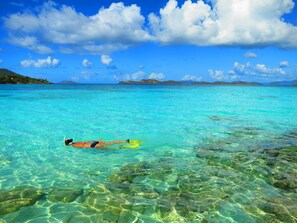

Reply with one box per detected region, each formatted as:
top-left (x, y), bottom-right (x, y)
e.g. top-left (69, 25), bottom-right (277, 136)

top-left (0, 84), bottom-right (297, 222)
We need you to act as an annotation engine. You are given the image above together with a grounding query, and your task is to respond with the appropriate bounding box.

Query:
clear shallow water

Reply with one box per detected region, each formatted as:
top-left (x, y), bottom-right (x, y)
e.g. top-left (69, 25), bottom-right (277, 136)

top-left (0, 84), bottom-right (297, 222)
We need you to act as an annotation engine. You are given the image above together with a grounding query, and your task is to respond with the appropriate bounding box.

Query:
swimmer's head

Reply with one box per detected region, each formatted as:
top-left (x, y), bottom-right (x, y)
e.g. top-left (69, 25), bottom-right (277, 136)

top-left (64, 138), bottom-right (73, 146)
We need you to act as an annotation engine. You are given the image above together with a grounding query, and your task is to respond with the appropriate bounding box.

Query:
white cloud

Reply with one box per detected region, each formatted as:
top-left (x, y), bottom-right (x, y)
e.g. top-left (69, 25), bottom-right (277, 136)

top-left (255, 64), bottom-right (269, 74)
top-left (0, 59), bottom-right (3, 64)
top-left (148, 72), bottom-right (164, 80)
top-left (4, 0), bottom-right (297, 54)
top-left (101, 55), bottom-right (112, 65)
top-left (254, 64), bottom-right (286, 76)
top-left (149, 0), bottom-right (297, 48)
top-left (280, 61), bottom-right (289, 67)
top-left (10, 36), bottom-right (52, 54)
top-left (21, 56), bottom-right (60, 68)
top-left (4, 2), bottom-right (151, 54)
top-left (131, 71), bottom-right (145, 80)
top-left (233, 62), bottom-right (253, 75)
top-left (244, 52), bottom-right (257, 58)
top-left (208, 70), bottom-right (228, 81)
top-left (149, 0), bottom-right (214, 45)
top-left (182, 74), bottom-right (202, 81)
top-left (229, 62), bottom-right (286, 77)
top-left (114, 71), bottom-right (145, 81)
top-left (230, 75), bottom-right (238, 80)
top-left (83, 44), bottom-right (128, 55)
top-left (82, 59), bottom-right (92, 68)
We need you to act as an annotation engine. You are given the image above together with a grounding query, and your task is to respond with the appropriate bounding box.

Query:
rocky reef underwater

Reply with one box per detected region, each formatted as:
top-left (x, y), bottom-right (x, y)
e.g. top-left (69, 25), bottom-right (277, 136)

top-left (1, 127), bottom-right (297, 222)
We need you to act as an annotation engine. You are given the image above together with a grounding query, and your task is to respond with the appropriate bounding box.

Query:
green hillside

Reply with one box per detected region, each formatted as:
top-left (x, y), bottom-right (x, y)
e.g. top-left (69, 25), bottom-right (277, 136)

top-left (0, 68), bottom-right (51, 84)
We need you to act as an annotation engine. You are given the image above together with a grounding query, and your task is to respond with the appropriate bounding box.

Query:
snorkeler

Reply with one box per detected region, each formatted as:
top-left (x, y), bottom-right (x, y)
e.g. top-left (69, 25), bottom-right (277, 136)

top-left (64, 138), bottom-right (140, 149)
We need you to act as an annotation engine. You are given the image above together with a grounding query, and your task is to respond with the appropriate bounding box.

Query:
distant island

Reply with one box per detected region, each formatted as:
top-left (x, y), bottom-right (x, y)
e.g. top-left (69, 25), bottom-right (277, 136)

top-left (119, 79), bottom-right (297, 86)
top-left (58, 80), bottom-right (77, 84)
top-left (191, 81), bottom-right (261, 86)
top-left (119, 79), bottom-right (262, 86)
top-left (268, 79), bottom-right (297, 86)
top-left (1, 68), bottom-right (296, 86)
top-left (119, 79), bottom-right (182, 85)
top-left (0, 68), bottom-right (51, 84)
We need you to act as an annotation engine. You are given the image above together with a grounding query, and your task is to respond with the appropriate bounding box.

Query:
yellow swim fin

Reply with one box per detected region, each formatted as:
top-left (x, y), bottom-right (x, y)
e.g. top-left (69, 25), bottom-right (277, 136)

top-left (121, 140), bottom-right (141, 149)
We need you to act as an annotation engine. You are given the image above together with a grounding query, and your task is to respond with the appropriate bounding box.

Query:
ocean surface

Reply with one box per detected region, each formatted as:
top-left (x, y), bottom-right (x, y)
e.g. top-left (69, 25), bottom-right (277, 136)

top-left (0, 84), bottom-right (297, 222)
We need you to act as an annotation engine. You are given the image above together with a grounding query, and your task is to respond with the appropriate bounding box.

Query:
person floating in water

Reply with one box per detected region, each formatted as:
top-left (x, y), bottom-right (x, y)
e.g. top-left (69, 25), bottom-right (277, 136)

top-left (64, 138), bottom-right (140, 149)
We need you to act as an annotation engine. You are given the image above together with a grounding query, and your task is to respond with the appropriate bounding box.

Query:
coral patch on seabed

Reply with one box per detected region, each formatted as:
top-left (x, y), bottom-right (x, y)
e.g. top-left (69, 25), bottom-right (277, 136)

top-left (48, 187), bottom-right (83, 203)
top-left (1, 130), bottom-right (297, 222)
top-left (194, 130), bottom-right (297, 222)
top-left (0, 187), bottom-right (44, 215)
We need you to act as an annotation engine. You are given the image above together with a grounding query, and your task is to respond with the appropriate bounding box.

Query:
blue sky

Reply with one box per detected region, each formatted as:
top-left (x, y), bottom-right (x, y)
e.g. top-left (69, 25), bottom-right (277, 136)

top-left (0, 0), bottom-right (297, 83)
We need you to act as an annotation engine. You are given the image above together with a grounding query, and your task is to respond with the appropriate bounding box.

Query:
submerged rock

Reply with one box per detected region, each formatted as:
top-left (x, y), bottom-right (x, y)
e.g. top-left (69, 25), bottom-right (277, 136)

top-left (129, 184), bottom-right (160, 199)
top-left (108, 162), bottom-right (153, 184)
top-left (264, 146), bottom-right (297, 162)
top-left (103, 159), bottom-right (233, 221)
top-left (209, 116), bottom-right (221, 121)
top-left (48, 187), bottom-right (83, 203)
top-left (209, 115), bottom-right (238, 123)
top-left (81, 134), bottom-right (297, 222)
top-left (268, 196), bottom-right (297, 216)
top-left (258, 202), bottom-right (296, 222)
top-left (261, 146), bottom-right (297, 191)
top-left (272, 172), bottom-right (297, 191)
top-left (118, 210), bottom-right (138, 223)
top-left (195, 139), bottom-right (297, 190)
top-left (0, 187), bottom-right (44, 215)
top-left (80, 189), bottom-right (135, 222)
top-left (193, 130), bottom-right (297, 221)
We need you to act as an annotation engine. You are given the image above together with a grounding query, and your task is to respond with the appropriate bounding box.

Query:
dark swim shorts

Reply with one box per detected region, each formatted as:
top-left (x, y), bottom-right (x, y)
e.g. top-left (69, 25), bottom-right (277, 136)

top-left (90, 141), bottom-right (99, 148)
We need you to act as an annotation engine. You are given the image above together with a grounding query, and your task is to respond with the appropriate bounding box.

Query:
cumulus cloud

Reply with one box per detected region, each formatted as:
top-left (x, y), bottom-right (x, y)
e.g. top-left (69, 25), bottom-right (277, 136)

top-left (114, 71), bottom-right (145, 81)
top-left (149, 0), bottom-right (214, 45)
top-left (149, 0), bottom-right (297, 48)
top-left (4, 1), bottom-right (151, 54)
top-left (130, 71), bottom-right (145, 80)
top-left (21, 56), bottom-right (60, 68)
top-left (4, 0), bottom-right (297, 54)
top-left (229, 62), bottom-right (286, 77)
top-left (244, 52), bottom-right (257, 58)
top-left (182, 74), bottom-right (202, 81)
top-left (101, 55), bottom-right (112, 65)
top-left (82, 59), bottom-right (92, 68)
top-left (208, 70), bottom-right (229, 81)
top-left (10, 36), bottom-right (52, 54)
top-left (256, 64), bottom-right (286, 75)
top-left (148, 72), bottom-right (164, 80)
top-left (233, 62), bottom-right (252, 75)
top-left (280, 61), bottom-right (289, 67)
